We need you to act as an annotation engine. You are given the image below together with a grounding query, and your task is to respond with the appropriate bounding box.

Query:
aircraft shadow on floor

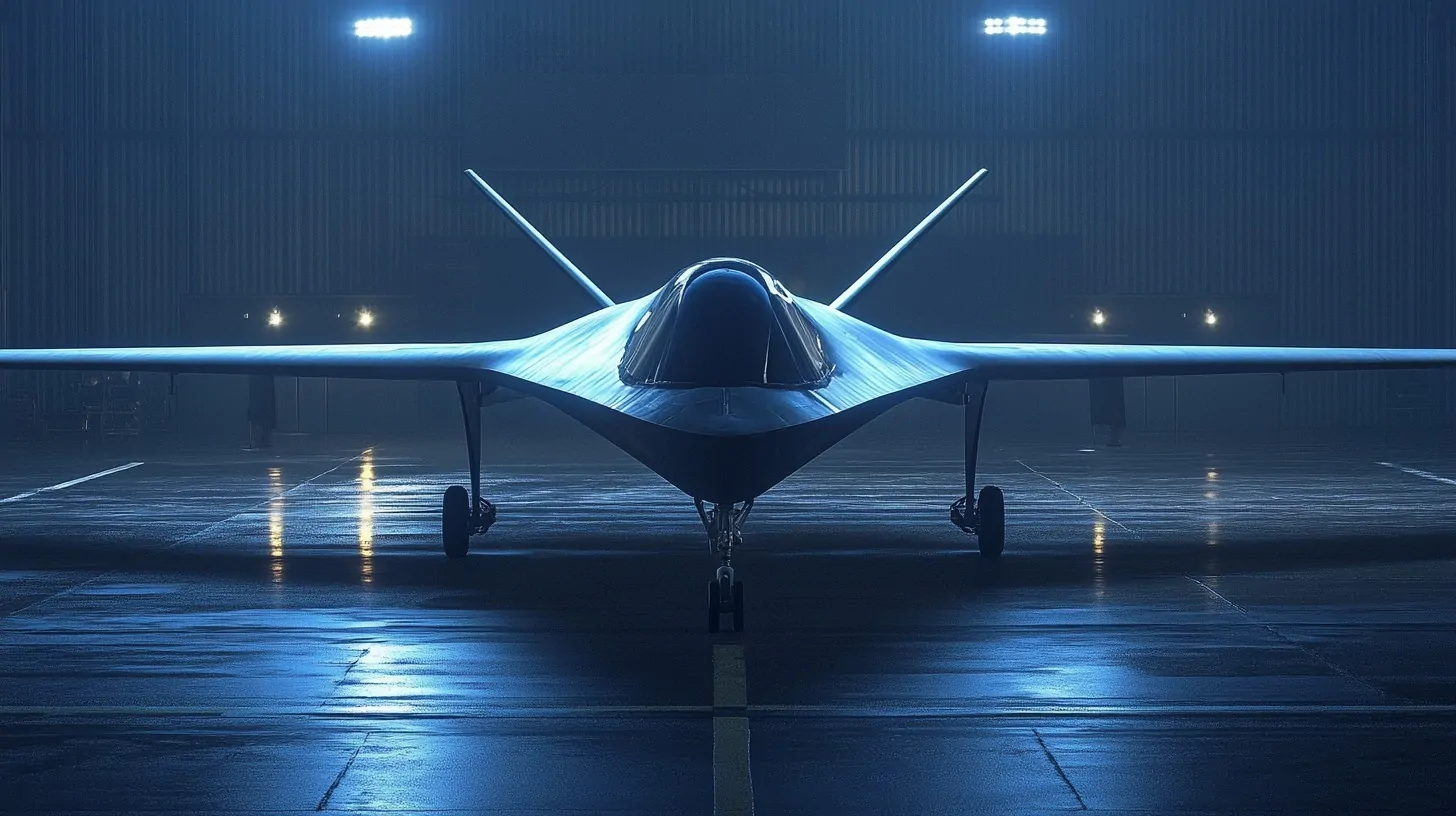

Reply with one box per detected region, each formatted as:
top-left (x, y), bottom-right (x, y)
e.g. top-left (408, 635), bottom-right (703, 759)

top-left (1, 529), bottom-right (1454, 605)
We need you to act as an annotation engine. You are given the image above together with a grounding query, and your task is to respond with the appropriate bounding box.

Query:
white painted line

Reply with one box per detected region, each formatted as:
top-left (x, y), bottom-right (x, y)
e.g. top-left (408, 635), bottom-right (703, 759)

top-left (712, 644), bottom-right (754, 816)
top-left (1378, 461), bottom-right (1456, 487)
top-left (713, 644), bottom-right (748, 709)
top-left (0, 462), bottom-right (144, 504)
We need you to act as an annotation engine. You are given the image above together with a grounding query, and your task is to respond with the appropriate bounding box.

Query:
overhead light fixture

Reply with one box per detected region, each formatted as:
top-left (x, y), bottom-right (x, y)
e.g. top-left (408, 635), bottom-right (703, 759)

top-left (1091, 309), bottom-right (1106, 328)
top-left (354, 17), bottom-right (413, 39)
top-left (357, 309), bottom-right (375, 328)
top-left (985, 16), bottom-right (1047, 35)
top-left (267, 309), bottom-right (283, 328)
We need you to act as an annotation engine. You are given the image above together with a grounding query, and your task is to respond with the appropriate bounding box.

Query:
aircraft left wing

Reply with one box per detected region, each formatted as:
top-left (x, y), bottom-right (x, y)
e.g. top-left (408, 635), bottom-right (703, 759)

top-left (924, 341), bottom-right (1456, 381)
top-left (0, 341), bottom-right (517, 380)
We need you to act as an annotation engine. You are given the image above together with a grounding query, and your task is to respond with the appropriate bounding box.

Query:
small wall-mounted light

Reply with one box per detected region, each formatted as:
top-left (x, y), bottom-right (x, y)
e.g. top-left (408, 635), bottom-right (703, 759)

top-left (354, 17), bottom-right (413, 38)
top-left (1091, 308), bottom-right (1107, 328)
top-left (1204, 309), bottom-right (1219, 327)
top-left (357, 309), bottom-right (375, 328)
top-left (267, 309), bottom-right (283, 328)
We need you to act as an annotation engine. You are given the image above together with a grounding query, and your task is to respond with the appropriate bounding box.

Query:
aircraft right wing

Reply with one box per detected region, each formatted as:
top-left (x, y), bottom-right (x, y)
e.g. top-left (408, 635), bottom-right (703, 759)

top-left (924, 341), bottom-right (1456, 382)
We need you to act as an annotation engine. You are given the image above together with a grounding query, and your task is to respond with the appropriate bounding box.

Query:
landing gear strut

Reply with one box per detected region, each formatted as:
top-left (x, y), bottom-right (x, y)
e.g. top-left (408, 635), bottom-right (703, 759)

top-left (697, 498), bottom-right (751, 633)
top-left (950, 380), bottom-right (1005, 557)
top-left (443, 380), bottom-right (496, 558)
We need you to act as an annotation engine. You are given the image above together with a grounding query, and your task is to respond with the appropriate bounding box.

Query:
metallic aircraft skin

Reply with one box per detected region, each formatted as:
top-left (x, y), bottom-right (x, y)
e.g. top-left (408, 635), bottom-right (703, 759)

top-left (5, 286), bottom-right (1456, 503)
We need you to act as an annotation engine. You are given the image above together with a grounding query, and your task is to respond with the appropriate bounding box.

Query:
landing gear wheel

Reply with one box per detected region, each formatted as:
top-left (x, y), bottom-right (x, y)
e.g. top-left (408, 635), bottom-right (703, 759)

top-left (731, 580), bottom-right (745, 633)
top-left (708, 579), bottom-right (722, 633)
top-left (977, 484), bottom-right (1005, 558)
top-left (442, 485), bottom-right (470, 558)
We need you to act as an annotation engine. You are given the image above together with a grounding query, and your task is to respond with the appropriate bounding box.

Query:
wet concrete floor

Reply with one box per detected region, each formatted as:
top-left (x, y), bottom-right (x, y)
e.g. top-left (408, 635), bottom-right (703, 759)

top-left (2, 412), bottom-right (1456, 813)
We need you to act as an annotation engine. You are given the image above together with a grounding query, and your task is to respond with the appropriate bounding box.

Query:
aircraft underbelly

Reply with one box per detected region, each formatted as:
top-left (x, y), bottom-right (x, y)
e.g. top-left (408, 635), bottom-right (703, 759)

top-left (503, 378), bottom-right (924, 503)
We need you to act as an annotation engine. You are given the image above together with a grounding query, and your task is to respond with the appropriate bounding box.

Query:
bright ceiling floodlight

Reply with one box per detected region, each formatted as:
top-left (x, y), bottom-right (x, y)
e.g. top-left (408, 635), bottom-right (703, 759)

top-left (1091, 309), bottom-right (1106, 328)
top-left (357, 309), bottom-right (375, 328)
top-left (267, 309), bottom-right (283, 328)
top-left (354, 17), bottom-right (413, 39)
top-left (1204, 309), bottom-right (1219, 327)
top-left (984, 16), bottom-right (1047, 35)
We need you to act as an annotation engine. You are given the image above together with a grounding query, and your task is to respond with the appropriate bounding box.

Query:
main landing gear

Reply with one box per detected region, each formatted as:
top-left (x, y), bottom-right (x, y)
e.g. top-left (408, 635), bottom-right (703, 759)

top-left (949, 380), bottom-right (1005, 557)
top-left (443, 381), bottom-right (496, 558)
top-left (697, 498), bottom-right (752, 633)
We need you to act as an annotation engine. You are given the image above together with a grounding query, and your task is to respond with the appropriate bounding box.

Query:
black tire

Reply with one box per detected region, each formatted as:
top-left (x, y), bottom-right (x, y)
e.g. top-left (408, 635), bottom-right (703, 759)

top-left (443, 485), bottom-right (470, 558)
top-left (977, 484), bottom-right (1005, 558)
top-left (708, 579), bottom-right (722, 633)
top-left (731, 580), bottom-right (745, 633)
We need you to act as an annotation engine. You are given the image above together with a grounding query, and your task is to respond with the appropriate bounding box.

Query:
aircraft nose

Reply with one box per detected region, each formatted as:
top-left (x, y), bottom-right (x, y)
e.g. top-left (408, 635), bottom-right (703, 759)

top-left (664, 268), bottom-right (773, 386)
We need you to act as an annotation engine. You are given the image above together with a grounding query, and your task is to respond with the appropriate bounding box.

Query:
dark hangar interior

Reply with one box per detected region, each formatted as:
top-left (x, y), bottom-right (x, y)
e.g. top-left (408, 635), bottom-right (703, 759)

top-left (1, 1), bottom-right (1455, 813)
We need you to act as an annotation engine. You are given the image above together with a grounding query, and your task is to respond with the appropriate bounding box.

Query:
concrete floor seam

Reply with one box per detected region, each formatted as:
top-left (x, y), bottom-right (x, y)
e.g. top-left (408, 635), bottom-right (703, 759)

top-left (1378, 461), bottom-right (1456, 488)
top-left (316, 647), bottom-right (374, 710)
top-left (315, 730), bottom-right (370, 811)
top-left (1014, 459), bottom-right (1141, 538)
top-left (1033, 729), bottom-right (1088, 810)
top-left (1185, 576), bottom-right (1395, 702)
top-left (1, 571), bottom-right (108, 620)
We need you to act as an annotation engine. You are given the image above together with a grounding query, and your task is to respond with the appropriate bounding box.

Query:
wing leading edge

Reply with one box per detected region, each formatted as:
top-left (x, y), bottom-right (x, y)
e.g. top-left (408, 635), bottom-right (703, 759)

top-left (922, 341), bottom-right (1456, 381)
top-left (0, 341), bottom-right (518, 381)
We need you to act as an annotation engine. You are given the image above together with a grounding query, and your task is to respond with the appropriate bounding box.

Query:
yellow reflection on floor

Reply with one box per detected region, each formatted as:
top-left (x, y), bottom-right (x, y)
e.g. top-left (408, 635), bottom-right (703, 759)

top-left (358, 449), bottom-right (375, 586)
top-left (1092, 517), bottom-right (1106, 599)
top-left (268, 467), bottom-right (284, 584)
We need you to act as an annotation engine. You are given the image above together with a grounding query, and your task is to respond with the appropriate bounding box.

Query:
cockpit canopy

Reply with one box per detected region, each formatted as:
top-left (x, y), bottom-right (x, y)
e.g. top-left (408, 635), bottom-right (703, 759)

top-left (619, 258), bottom-right (834, 388)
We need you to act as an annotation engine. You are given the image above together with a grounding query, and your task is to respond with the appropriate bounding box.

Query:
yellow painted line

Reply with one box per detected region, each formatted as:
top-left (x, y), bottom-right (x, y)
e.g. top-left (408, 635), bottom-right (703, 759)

top-left (0, 462), bottom-right (144, 504)
top-left (712, 643), bottom-right (754, 816)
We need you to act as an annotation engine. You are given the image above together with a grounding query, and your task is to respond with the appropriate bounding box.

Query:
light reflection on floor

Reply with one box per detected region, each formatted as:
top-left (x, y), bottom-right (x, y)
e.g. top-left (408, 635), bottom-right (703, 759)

top-left (358, 449), bottom-right (375, 586)
top-left (268, 466), bottom-right (284, 585)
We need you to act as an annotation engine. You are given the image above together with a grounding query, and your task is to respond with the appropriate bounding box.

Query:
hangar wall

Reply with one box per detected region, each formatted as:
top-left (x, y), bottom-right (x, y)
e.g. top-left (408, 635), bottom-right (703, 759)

top-left (1, 0), bottom-right (1452, 429)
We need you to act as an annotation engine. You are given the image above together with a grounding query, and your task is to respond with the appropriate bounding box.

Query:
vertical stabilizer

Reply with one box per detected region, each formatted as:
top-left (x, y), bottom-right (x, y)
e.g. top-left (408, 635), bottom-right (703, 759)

top-left (464, 169), bottom-right (615, 309)
top-left (829, 168), bottom-right (989, 311)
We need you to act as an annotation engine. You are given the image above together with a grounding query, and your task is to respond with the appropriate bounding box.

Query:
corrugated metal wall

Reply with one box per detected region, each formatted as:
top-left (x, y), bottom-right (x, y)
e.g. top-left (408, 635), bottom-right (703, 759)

top-left (2, 0), bottom-right (1452, 426)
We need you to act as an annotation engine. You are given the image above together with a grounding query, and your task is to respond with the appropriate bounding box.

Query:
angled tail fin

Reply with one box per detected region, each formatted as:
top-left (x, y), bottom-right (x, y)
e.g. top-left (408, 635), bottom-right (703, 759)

top-left (829, 168), bottom-right (989, 312)
top-left (464, 169), bottom-right (615, 309)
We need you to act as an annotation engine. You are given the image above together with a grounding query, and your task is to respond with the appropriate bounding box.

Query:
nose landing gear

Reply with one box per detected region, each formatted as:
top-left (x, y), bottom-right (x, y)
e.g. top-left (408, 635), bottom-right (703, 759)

top-left (697, 498), bottom-right (752, 633)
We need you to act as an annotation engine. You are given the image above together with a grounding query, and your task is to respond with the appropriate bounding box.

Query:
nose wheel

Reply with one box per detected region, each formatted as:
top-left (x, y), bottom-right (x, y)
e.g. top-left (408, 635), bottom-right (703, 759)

top-left (707, 567), bottom-right (745, 633)
top-left (698, 499), bottom-right (752, 633)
